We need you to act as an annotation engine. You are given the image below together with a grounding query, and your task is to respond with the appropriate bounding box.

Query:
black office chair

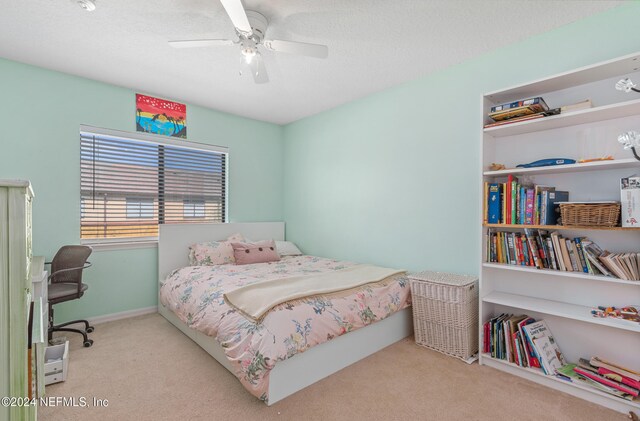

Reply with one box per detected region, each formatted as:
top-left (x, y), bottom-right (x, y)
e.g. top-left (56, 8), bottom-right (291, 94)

top-left (47, 245), bottom-right (94, 347)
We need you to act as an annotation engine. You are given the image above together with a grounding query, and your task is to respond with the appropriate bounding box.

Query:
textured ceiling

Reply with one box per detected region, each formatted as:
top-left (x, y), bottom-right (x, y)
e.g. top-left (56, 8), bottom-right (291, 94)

top-left (0, 0), bottom-right (624, 124)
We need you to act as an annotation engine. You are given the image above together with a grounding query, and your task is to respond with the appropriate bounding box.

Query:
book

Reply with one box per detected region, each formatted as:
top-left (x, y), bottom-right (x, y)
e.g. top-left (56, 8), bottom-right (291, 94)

top-left (525, 189), bottom-right (535, 225)
top-left (483, 181), bottom-right (489, 224)
top-left (511, 179), bottom-right (517, 225)
top-left (483, 113), bottom-right (545, 128)
top-left (574, 362), bottom-right (640, 396)
top-left (519, 186), bottom-right (526, 224)
top-left (590, 357), bottom-right (640, 382)
top-left (516, 318), bottom-right (539, 369)
top-left (534, 186), bottom-right (554, 224)
top-left (557, 237), bottom-right (572, 272)
top-left (557, 363), bottom-right (635, 400)
top-left (546, 237), bottom-right (558, 270)
top-left (599, 252), bottom-right (630, 280)
top-left (488, 183), bottom-right (501, 223)
top-left (621, 175), bottom-right (640, 227)
top-left (502, 183), bottom-right (507, 224)
top-left (483, 321), bottom-right (491, 354)
top-left (524, 228), bottom-right (541, 268)
top-left (540, 190), bottom-right (549, 225)
top-left (522, 320), bottom-right (566, 375)
top-left (490, 313), bottom-right (508, 358)
top-left (537, 230), bottom-right (550, 268)
top-left (506, 315), bottom-right (527, 363)
top-left (566, 239), bottom-right (580, 272)
top-left (490, 97), bottom-right (549, 113)
top-left (598, 367), bottom-right (640, 390)
top-left (573, 237), bottom-right (589, 273)
top-left (533, 336), bottom-right (564, 374)
top-left (543, 191), bottom-right (569, 225)
top-left (582, 242), bottom-right (613, 277)
top-left (489, 97), bottom-right (549, 119)
top-left (507, 234), bottom-right (516, 265)
top-left (550, 232), bottom-right (566, 271)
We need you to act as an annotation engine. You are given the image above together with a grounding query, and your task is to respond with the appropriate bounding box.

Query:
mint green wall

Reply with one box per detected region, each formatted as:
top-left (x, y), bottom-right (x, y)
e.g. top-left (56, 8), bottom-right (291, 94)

top-left (2, 3), bottom-right (639, 322)
top-left (282, 3), bottom-right (640, 275)
top-left (0, 59), bottom-right (283, 322)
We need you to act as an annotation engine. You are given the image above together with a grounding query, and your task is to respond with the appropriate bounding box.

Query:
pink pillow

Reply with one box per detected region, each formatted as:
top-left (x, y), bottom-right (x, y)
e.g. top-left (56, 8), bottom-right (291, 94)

top-left (232, 240), bottom-right (280, 265)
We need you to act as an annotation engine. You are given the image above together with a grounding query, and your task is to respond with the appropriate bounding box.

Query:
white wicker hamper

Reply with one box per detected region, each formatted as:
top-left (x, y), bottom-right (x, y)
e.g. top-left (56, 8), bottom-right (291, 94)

top-left (408, 271), bottom-right (479, 363)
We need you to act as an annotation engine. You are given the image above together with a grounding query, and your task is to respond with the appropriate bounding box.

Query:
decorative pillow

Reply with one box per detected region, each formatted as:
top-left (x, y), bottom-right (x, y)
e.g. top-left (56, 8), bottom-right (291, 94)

top-left (188, 233), bottom-right (246, 266)
top-left (232, 240), bottom-right (281, 265)
top-left (275, 240), bottom-right (303, 256)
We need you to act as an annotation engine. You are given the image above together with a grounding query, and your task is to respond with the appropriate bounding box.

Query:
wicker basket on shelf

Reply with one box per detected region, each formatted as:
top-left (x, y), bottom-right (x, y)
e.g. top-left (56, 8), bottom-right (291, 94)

top-left (559, 202), bottom-right (620, 227)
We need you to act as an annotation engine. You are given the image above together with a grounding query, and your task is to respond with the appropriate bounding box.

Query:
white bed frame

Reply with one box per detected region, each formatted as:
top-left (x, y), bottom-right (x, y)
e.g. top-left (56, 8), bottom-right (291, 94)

top-left (158, 222), bottom-right (413, 405)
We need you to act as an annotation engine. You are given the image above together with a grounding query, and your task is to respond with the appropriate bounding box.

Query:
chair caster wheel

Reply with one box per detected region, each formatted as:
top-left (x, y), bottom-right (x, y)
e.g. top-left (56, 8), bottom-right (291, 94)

top-left (83, 339), bottom-right (94, 347)
top-left (86, 326), bottom-right (94, 333)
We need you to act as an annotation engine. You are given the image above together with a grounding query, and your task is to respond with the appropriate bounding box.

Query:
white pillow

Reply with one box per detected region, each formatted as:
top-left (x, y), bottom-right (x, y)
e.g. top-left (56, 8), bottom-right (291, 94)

top-left (275, 240), bottom-right (303, 256)
top-left (244, 238), bottom-right (303, 256)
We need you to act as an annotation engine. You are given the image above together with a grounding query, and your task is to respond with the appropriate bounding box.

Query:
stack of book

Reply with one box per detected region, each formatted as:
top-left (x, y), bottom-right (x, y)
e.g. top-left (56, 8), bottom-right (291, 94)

top-left (484, 97), bottom-right (556, 128)
top-left (483, 315), bottom-right (565, 375)
top-left (485, 228), bottom-right (640, 280)
top-left (485, 177), bottom-right (568, 225)
top-left (557, 357), bottom-right (640, 401)
top-left (484, 315), bottom-right (639, 402)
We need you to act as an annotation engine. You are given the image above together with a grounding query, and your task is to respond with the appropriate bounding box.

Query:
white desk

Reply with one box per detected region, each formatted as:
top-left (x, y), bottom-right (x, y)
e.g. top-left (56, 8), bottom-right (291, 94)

top-left (30, 257), bottom-right (47, 398)
top-left (30, 257), bottom-right (48, 340)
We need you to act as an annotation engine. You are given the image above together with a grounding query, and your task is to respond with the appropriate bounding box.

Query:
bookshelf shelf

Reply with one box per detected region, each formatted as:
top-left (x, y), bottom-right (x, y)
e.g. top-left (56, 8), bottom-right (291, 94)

top-left (481, 355), bottom-right (640, 411)
top-left (483, 98), bottom-right (640, 138)
top-left (483, 158), bottom-right (640, 177)
top-left (483, 223), bottom-right (640, 231)
top-left (482, 292), bottom-right (640, 333)
top-left (482, 263), bottom-right (640, 286)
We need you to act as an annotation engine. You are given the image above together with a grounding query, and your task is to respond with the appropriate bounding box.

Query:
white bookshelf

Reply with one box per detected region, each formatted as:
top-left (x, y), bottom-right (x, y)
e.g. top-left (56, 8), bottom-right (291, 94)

top-left (479, 52), bottom-right (640, 414)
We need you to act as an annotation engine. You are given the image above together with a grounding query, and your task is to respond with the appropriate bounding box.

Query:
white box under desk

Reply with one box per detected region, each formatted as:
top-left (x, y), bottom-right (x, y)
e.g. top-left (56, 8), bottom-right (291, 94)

top-left (44, 341), bottom-right (68, 385)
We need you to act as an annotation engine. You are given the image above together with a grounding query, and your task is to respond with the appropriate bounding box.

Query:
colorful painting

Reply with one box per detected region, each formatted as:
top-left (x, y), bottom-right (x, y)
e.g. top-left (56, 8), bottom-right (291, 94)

top-left (136, 94), bottom-right (187, 138)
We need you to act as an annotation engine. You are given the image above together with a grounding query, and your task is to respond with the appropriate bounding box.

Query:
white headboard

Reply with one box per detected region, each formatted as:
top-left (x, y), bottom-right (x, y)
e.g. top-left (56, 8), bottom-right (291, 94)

top-left (158, 222), bottom-right (285, 281)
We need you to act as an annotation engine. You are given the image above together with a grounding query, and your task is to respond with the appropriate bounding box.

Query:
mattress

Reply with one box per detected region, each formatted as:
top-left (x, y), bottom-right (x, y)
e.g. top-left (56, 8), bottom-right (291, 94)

top-left (159, 255), bottom-right (411, 402)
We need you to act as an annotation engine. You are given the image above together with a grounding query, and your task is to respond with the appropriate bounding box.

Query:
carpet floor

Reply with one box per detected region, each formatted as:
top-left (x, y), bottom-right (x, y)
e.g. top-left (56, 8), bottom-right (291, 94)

top-left (39, 313), bottom-right (624, 421)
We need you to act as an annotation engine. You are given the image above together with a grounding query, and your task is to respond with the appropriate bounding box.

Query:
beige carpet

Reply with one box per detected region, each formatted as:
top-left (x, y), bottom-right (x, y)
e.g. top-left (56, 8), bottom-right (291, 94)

top-left (40, 313), bottom-right (624, 421)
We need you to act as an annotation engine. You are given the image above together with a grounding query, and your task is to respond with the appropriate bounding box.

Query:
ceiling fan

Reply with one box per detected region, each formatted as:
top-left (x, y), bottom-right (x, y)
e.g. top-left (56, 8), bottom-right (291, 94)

top-left (169, 0), bottom-right (329, 84)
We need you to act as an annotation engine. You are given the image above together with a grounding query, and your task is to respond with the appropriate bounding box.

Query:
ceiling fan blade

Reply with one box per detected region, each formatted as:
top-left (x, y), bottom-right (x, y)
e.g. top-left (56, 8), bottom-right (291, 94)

top-left (168, 39), bottom-right (234, 48)
top-left (220, 0), bottom-right (252, 35)
top-left (248, 53), bottom-right (269, 84)
top-left (263, 39), bottom-right (328, 59)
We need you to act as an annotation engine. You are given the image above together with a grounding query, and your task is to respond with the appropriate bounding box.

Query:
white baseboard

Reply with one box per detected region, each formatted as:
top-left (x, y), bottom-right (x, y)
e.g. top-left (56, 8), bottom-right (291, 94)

top-left (88, 306), bottom-right (158, 325)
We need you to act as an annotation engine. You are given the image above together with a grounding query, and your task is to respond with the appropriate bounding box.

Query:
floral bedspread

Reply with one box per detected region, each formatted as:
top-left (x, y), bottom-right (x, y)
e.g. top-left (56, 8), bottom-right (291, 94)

top-left (159, 255), bottom-right (411, 403)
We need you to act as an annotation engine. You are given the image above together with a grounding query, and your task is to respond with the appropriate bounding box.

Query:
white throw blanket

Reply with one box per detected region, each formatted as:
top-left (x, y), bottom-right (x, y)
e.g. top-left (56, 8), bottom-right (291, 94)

top-left (224, 265), bottom-right (404, 322)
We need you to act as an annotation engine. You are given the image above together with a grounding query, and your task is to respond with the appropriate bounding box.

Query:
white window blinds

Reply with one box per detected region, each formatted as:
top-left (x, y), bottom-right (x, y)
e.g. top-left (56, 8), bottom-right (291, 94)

top-left (80, 128), bottom-right (227, 241)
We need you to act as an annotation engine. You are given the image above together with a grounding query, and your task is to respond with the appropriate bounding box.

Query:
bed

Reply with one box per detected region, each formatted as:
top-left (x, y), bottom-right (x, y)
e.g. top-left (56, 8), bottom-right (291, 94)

top-left (158, 222), bottom-right (413, 405)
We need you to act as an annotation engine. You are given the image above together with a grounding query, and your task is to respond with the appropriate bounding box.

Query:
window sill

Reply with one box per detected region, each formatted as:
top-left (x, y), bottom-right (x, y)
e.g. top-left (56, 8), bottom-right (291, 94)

top-left (81, 239), bottom-right (158, 252)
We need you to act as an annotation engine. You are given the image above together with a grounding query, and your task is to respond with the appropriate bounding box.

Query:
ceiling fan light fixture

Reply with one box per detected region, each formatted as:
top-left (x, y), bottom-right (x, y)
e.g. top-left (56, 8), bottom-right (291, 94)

top-left (73, 0), bottom-right (96, 11)
top-left (241, 47), bottom-right (256, 64)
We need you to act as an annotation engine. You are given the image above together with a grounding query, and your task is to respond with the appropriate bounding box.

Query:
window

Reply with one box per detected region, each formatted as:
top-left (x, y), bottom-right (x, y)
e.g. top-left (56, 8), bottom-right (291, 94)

top-left (183, 199), bottom-right (205, 219)
top-left (126, 197), bottom-right (155, 219)
top-left (80, 127), bottom-right (227, 242)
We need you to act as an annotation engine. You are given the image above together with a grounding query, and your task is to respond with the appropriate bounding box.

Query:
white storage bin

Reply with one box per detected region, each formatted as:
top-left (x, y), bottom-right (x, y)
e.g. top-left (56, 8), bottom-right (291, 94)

top-left (409, 271), bottom-right (479, 363)
top-left (44, 341), bottom-right (68, 385)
